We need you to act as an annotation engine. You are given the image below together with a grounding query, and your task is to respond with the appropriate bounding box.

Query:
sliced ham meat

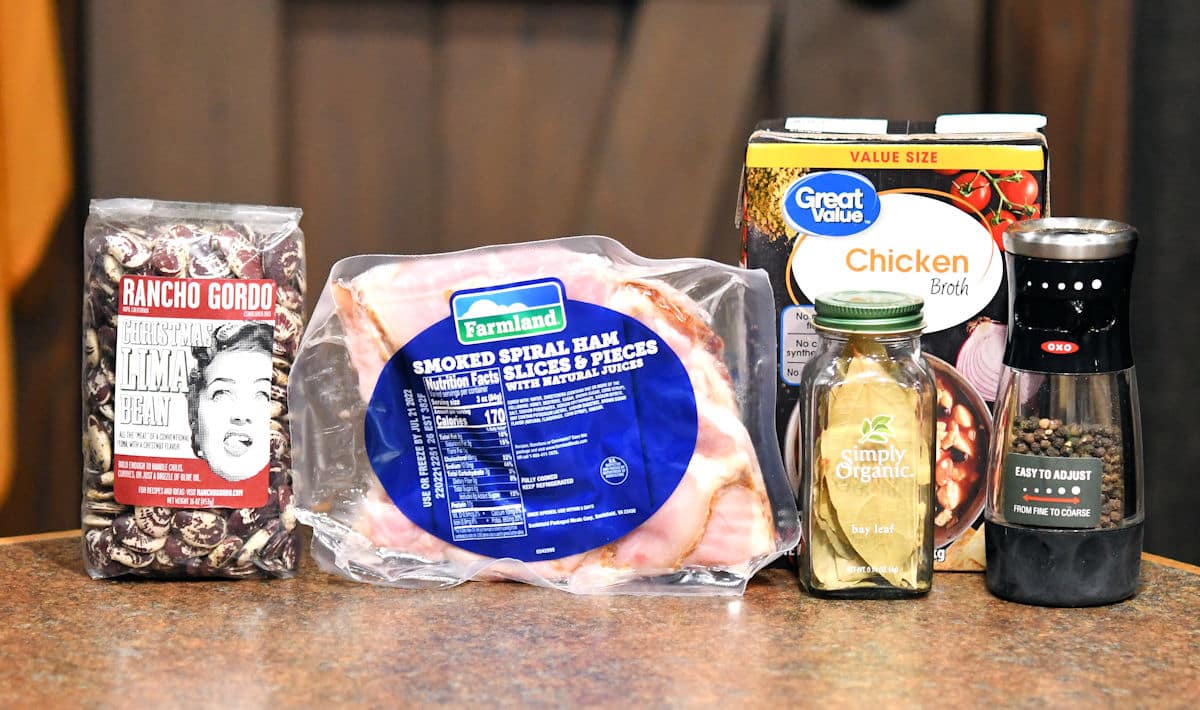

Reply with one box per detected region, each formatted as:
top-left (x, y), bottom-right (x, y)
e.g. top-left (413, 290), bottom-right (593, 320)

top-left (329, 242), bottom-right (777, 591)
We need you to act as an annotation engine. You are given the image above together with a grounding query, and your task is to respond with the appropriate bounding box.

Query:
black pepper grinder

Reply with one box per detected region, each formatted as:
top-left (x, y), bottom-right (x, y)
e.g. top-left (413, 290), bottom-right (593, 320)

top-left (985, 218), bottom-right (1143, 606)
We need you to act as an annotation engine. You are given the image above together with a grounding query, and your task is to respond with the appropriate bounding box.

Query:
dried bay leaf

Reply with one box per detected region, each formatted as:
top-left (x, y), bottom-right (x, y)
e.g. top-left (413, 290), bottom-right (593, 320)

top-left (817, 345), bottom-right (927, 588)
top-left (809, 517), bottom-right (869, 589)
top-left (809, 446), bottom-right (871, 588)
top-left (813, 474), bottom-right (866, 567)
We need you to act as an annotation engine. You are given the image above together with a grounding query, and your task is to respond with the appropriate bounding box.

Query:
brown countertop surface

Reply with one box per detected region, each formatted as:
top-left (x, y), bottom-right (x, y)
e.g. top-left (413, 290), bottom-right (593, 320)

top-left (1, 532), bottom-right (1198, 707)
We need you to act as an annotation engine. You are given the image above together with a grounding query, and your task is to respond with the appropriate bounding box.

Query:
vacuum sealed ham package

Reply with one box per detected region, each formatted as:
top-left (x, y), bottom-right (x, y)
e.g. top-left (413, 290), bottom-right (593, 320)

top-left (290, 236), bottom-right (799, 595)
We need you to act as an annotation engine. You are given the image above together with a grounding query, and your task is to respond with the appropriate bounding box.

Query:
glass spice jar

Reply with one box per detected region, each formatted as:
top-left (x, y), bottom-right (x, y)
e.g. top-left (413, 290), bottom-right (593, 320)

top-left (798, 291), bottom-right (936, 598)
top-left (985, 218), bottom-right (1144, 607)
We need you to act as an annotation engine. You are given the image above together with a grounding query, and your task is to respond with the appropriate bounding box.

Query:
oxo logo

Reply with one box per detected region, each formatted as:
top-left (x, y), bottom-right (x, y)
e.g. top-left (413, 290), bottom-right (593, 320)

top-left (1041, 340), bottom-right (1080, 355)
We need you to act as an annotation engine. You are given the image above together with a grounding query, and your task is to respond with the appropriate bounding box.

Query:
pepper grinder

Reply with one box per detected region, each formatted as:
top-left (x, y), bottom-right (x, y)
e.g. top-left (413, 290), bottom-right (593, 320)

top-left (985, 218), bottom-right (1143, 606)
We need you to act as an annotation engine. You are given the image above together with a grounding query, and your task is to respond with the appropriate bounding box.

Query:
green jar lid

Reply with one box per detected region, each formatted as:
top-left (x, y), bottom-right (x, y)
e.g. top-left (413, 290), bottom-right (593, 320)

top-left (813, 291), bottom-right (925, 333)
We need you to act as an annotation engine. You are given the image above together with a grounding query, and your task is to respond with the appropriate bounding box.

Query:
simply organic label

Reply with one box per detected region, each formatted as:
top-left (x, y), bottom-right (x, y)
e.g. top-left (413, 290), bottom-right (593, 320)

top-left (113, 276), bottom-right (274, 508)
top-left (834, 416), bottom-right (915, 482)
top-left (791, 188), bottom-right (1003, 333)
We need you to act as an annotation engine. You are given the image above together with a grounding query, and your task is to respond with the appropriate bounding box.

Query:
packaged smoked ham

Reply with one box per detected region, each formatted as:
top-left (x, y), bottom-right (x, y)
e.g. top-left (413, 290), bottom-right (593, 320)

top-left (290, 236), bottom-right (799, 595)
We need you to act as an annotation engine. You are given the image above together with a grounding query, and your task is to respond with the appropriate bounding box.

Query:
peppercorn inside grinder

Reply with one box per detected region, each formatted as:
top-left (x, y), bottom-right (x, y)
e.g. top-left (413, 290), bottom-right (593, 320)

top-left (984, 218), bottom-right (1143, 607)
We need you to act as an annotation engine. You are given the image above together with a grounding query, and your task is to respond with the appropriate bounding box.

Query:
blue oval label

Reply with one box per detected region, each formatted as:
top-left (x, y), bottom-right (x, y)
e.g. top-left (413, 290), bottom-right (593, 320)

top-left (364, 279), bottom-right (698, 562)
top-left (781, 170), bottom-right (881, 237)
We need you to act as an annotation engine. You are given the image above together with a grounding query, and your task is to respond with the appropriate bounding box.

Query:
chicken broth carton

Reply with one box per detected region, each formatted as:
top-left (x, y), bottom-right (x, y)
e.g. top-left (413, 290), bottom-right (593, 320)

top-left (739, 115), bottom-right (1049, 570)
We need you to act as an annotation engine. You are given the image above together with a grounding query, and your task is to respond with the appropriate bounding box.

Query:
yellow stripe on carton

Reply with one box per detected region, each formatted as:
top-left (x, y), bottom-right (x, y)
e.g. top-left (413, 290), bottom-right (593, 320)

top-left (745, 143), bottom-right (1045, 171)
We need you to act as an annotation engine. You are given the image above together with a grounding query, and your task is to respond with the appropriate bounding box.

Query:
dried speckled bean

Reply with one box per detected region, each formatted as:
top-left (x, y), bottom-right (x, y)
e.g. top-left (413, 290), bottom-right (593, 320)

top-left (216, 229), bottom-right (263, 279)
top-left (276, 286), bottom-right (302, 313)
top-left (81, 199), bottom-right (306, 580)
top-left (109, 545), bottom-right (154, 569)
top-left (116, 526), bottom-right (168, 555)
top-left (83, 513), bottom-right (114, 529)
top-left (269, 421), bottom-right (291, 467)
top-left (106, 232), bottom-right (153, 269)
top-left (272, 357), bottom-right (291, 387)
top-left (222, 563), bottom-right (262, 578)
top-left (258, 529), bottom-right (297, 574)
top-left (164, 535), bottom-right (211, 561)
top-left (84, 415), bottom-right (112, 473)
top-left (236, 522), bottom-right (277, 566)
top-left (85, 365), bottom-right (114, 407)
top-left (149, 235), bottom-right (189, 276)
top-left (225, 508), bottom-right (262, 538)
top-left (189, 238), bottom-right (233, 279)
top-left (269, 391), bottom-right (287, 420)
top-left (278, 486), bottom-right (296, 532)
top-left (206, 536), bottom-right (244, 568)
top-left (85, 529), bottom-right (126, 577)
top-left (100, 253), bottom-right (124, 286)
top-left (275, 308), bottom-right (305, 357)
top-left (86, 500), bottom-right (129, 517)
top-left (133, 506), bottom-right (173, 537)
top-left (96, 326), bottom-right (116, 357)
top-left (269, 464), bottom-right (290, 489)
top-left (174, 510), bottom-right (227, 548)
top-left (263, 231), bottom-right (303, 284)
top-left (84, 329), bottom-right (100, 368)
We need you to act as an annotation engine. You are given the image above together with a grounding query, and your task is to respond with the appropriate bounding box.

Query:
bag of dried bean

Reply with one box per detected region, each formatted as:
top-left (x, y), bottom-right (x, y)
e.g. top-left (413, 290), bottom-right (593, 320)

top-left (81, 199), bottom-right (305, 578)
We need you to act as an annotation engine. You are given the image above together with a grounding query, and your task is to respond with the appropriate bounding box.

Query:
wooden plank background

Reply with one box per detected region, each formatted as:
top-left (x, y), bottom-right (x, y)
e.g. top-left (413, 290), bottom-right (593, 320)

top-left (777, 0), bottom-right (985, 118)
top-left (86, 0), bottom-right (284, 205)
top-left (288, 1), bottom-right (438, 287)
top-left (1126, 0), bottom-right (1200, 570)
top-left (989, 0), bottom-right (1134, 219)
top-left (14, 0), bottom-right (1193, 566)
top-left (581, 0), bottom-right (773, 264)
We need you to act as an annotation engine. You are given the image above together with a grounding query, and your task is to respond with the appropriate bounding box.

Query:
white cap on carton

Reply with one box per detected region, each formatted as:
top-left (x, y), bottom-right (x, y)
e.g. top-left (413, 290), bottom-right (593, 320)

top-left (935, 113), bottom-right (1047, 134)
top-left (783, 117), bottom-right (889, 135)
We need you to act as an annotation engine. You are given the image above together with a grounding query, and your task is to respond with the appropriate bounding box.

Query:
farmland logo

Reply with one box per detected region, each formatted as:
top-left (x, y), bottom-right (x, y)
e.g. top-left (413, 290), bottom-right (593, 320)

top-left (782, 170), bottom-right (881, 237)
top-left (451, 278), bottom-right (567, 345)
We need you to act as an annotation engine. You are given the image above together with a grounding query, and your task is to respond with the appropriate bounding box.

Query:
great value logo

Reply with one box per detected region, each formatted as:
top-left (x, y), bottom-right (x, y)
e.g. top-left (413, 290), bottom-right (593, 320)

top-left (781, 171), bottom-right (881, 237)
top-left (451, 278), bottom-right (567, 345)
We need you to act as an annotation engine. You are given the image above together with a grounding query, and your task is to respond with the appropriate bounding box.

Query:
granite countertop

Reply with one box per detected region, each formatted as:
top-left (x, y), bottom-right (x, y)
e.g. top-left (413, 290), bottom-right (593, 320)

top-left (1, 532), bottom-right (1198, 707)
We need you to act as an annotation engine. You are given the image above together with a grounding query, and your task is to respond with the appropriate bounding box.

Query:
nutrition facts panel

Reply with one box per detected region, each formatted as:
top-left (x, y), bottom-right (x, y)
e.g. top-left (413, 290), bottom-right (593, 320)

top-left (424, 368), bottom-right (527, 542)
top-left (780, 305), bottom-right (818, 385)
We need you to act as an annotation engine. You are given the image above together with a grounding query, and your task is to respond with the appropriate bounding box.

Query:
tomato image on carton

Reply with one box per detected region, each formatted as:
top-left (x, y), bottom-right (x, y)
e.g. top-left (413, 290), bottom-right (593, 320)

top-left (738, 114), bottom-right (1050, 571)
